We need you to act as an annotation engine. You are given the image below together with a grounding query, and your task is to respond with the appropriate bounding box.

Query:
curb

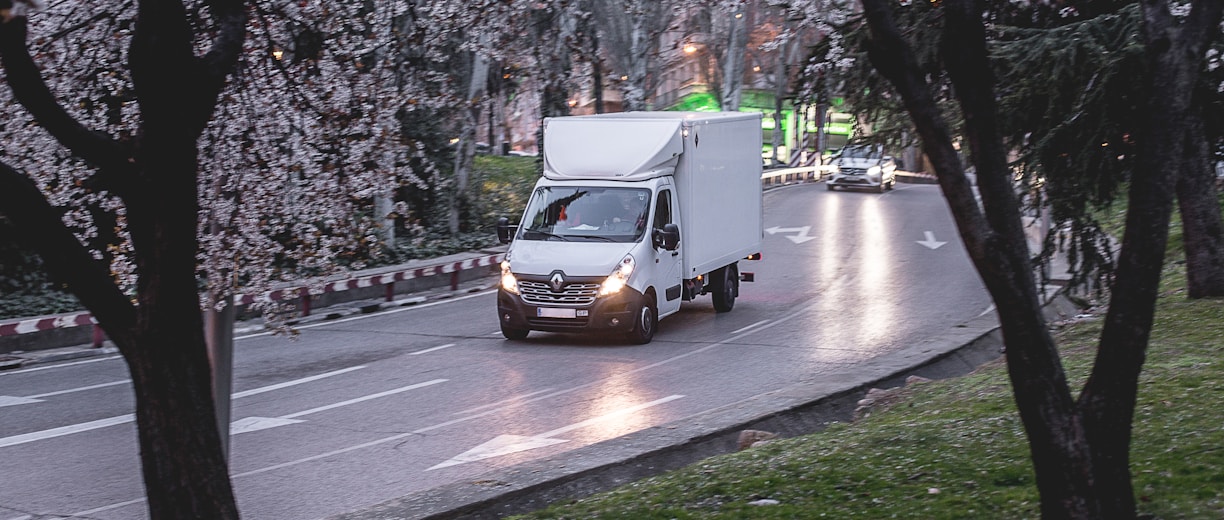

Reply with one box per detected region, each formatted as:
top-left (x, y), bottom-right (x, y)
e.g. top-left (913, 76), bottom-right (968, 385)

top-left (331, 288), bottom-right (1080, 520)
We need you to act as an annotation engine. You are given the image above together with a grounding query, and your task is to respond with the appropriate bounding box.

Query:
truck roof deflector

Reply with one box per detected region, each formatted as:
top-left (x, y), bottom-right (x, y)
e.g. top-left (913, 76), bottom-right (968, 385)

top-left (543, 119), bottom-right (683, 180)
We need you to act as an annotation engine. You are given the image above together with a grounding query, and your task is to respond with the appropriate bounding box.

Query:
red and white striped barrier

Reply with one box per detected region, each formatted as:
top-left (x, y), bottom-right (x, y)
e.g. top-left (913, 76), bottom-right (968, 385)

top-left (234, 252), bottom-right (504, 307)
top-left (0, 252), bottom-right (505, 344)
top-left (0, 312), bottom-right (95, 337)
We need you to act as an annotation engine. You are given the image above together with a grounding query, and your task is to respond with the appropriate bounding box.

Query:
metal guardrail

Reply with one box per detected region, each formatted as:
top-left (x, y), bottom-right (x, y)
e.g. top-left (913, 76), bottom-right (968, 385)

top-left (0, 253), bottom-right (506, 347)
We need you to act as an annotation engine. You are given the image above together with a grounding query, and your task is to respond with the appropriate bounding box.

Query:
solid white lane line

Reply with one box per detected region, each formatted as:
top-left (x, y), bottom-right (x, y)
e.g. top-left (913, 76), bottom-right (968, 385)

top-left (452, 388), bottom-right (557, 415)
top-left (0, 414), bottom-right (134, 449)
top-left (232, 365), bottom-right (366, 398)
top-left (28, 380), bottom-right (129, 399)
top-left (70, 497), bottom-right (144, 517)
top-left (731, 320), bottom-right (770, 335)
top-left (280, 379), bottom-right (447, 419)
top-left (0, 366), bottom-right (368, 448)
top-left (0, 355), bottom-right (123, 376)
top-left (231, 379), bottom-right (449, 435)
top-left (409, 343), bottom-right (455, 356)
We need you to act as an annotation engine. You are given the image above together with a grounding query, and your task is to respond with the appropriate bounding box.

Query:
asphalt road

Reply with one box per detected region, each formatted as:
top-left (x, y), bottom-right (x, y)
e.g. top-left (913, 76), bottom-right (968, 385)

top-left (0, 183), bottom-right (995, 520)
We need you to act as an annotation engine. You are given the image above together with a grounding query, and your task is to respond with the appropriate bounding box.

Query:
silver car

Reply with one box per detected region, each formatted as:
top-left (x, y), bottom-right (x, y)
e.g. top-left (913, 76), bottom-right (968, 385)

top-left (826, 145), bottom-right (897, 193)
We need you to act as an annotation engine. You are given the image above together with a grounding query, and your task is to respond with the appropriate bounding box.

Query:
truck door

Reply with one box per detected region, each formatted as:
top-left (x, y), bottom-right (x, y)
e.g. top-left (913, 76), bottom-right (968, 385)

top-left (652, 189), bottom-right (683, 317)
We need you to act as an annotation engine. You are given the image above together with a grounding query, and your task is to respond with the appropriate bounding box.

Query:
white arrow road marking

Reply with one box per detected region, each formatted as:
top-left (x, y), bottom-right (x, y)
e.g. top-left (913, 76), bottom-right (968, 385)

top-left (916, 231), bottom-right (948, 250)
top-left (765, 225), bottom-right (816, 244)
top-left (231, 378), bottom-right (447, 435)
top-left (0, 380), bottom-right (131, 408)
top-left (0, 366), bottom-right (367, 448)
top-left (230, 416), bottom-right (304, 435)
top-left (0, 396), bottom-right (42, 407)
top-left (428, 394), bottom-right (685, 470)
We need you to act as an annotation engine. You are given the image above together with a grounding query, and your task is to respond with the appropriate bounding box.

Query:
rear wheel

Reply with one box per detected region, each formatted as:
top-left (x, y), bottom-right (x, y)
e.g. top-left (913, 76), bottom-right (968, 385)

top-left (711, 264), bottom-right (738, 312)
top-left (500, 323), bottom-right (529, 340)
top-left (626, 295), bottom-right (657, 345)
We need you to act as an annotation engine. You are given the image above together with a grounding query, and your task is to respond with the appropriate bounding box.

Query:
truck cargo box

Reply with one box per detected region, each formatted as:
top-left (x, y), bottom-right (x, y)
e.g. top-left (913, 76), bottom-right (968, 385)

top-left (542, 112), bottom-right (763, 279)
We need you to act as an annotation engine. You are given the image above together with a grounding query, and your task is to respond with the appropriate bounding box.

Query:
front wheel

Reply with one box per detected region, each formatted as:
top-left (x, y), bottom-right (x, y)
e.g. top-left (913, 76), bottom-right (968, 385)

top-left (626, 296), bottom-right (657, 345)
top-left (711, 264), bottom-right (738, 313)
top-left (501, 323), bottom-right (529, 340)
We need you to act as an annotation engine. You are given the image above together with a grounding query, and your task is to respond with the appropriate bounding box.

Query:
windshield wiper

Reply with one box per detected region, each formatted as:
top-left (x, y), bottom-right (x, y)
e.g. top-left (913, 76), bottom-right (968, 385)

top-left (568, 235), bottom-right (617, 242)
top-left (524, 229), bottom-right (570, 241)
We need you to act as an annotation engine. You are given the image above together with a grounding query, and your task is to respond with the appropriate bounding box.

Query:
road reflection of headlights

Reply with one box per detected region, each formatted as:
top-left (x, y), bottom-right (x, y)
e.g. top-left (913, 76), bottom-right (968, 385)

top-left (600, 254), bottom-right (636, 296)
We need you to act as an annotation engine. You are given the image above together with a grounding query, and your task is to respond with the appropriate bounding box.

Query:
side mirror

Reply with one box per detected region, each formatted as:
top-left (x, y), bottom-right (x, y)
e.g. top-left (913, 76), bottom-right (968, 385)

top-left (496, 217), bottom-right (515, 244)
top-left (653, 223), bottom-right (680, 251)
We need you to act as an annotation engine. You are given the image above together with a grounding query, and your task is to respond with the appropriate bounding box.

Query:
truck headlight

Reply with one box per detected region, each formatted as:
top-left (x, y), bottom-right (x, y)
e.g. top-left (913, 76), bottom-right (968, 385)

top-left (500, 259), bottom-right (519, 294)
top-left (599, 254), bottom-right (636, 296)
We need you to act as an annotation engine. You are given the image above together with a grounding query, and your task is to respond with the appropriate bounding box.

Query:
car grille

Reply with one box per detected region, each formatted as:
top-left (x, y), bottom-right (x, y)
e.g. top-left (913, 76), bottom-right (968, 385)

top-left (839, 167), bottom-right (867, 175)
top-left (519, 281), bottom-right (600, 306)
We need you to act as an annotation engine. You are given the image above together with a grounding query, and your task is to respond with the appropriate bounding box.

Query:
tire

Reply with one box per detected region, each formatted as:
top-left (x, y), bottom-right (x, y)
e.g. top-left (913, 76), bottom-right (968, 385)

top-left (876, 182), bottom-right (886, 193)
top-left (626, 295), bottom-right (657, 345)
top-left (711, 264), bottom-right (738, 313)
top-left (826, 182), bottom-right (835, 191)
top-left (500, 323), bottom-right (529, 340)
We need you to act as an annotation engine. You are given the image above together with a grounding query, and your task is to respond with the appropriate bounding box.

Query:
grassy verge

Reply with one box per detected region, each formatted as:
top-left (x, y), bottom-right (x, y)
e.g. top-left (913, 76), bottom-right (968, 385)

top-left (513, 245), bottom-right (1223, 517)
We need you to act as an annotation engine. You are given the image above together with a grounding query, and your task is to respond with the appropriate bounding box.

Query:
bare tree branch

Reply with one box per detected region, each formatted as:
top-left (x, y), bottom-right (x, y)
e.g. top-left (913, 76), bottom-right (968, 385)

top-left (130, 0), bottom-right (245, 136)
top-left (199, 0), bottom-right (247, 109)
top-left (0, 160), bottom-right (138, 344)
top-left (0, 16), bottom-right (136, 186)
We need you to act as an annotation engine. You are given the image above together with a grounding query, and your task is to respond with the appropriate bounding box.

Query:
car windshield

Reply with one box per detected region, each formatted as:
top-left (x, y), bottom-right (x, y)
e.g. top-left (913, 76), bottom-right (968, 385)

top-left (841, 145), bottom-right (883, 159)
top-left (518, 186), bottom-right (651, 243)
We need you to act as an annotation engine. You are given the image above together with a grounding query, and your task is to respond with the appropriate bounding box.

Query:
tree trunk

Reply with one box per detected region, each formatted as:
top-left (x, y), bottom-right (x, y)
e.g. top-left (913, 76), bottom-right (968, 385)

top-left (720, 5), bottom-right (747, 112)
top-left (126, 325), bottom-right (240, 519)
top-left (450, 51), bottom-right (488, 234)
top-left (122, 120), bottom-right (241, 518)
top-left (0, 2), bottom-right (248, 516)
top-left (1175, 108), bottom-right (1224, 298)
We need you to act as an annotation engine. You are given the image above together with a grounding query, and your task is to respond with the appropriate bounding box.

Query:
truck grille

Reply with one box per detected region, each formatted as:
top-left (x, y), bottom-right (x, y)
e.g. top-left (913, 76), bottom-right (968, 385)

top-left (519, 281), bottom-right (600, 306)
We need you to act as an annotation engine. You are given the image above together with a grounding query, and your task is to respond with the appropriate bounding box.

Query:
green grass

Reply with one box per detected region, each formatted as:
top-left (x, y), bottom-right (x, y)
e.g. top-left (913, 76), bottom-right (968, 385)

top-left (512, 205), bottom-right (1224, 518)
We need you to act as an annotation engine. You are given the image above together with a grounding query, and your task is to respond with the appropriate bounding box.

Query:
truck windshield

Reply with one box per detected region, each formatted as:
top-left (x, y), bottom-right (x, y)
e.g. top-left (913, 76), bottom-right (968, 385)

top-left (841, 144), bottom-right (883, 159)
top-left (519, 186), bottom-right (651, 243)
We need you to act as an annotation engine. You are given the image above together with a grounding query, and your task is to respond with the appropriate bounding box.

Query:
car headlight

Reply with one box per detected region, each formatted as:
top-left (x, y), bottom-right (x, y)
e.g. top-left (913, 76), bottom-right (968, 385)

top-left (599, 254), bottom-right (636, 296)
top-left (500, 259), bottom-right (519, 294)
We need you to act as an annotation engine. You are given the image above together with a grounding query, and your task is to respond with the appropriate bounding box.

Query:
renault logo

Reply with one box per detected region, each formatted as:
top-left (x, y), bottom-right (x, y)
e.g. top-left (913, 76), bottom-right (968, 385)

top-left (550, 272), bottom-right (565, 292)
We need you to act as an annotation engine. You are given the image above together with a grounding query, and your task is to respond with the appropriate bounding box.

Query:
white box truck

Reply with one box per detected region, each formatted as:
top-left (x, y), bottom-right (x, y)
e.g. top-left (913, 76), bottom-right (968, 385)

top-left (495, 111), bottom-right (763, 344)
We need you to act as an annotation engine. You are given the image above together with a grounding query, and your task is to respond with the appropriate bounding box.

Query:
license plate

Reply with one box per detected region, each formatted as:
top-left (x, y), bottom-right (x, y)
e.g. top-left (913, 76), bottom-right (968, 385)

top-left (537, 307), bottom-right (576, 319)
